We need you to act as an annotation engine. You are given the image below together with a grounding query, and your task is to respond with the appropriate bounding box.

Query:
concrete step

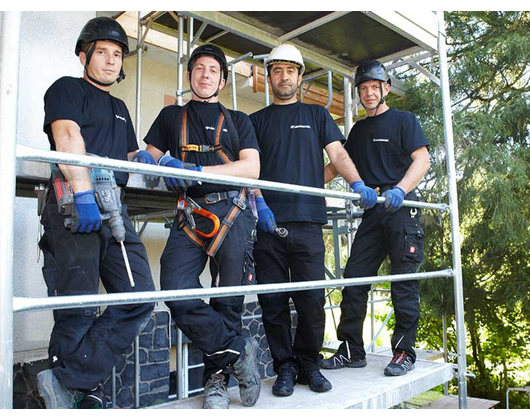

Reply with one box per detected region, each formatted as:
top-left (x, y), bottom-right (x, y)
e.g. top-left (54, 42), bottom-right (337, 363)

top-left (151, 353), bottom-right (454, 409)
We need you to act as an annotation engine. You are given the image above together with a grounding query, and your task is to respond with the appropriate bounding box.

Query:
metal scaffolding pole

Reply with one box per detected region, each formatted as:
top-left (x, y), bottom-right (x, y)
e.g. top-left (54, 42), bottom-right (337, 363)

top-left (177, 15), bottom-right (185, 106)
top-left (0, 11), bottom-right (21, 410)
top-left (135, 12), bottom-right (143, 140)
top-left (437, 11), bottom-right (468, 408)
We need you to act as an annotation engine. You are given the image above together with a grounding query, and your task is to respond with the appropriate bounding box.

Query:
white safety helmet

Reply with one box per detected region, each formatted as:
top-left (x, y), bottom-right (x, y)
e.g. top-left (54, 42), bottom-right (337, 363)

top-left (264, 44), bottom-right (305, 75)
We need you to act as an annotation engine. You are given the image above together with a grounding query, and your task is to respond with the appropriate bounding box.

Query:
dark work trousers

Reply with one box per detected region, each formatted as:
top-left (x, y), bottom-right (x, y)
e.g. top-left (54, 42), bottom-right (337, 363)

top-left (337, 191), bottom-right (424, 363)
top-left (254, 222), bottom-right (326, 374)
top-left (38, 192), bottom-right (155, 391)
top-left (160, 199), bottom-right (256, 385)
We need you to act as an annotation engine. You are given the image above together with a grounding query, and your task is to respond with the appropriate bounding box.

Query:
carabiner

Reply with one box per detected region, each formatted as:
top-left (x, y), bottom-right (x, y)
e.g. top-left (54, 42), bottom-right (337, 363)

top-left (178, 198), bottom-right (221, 238)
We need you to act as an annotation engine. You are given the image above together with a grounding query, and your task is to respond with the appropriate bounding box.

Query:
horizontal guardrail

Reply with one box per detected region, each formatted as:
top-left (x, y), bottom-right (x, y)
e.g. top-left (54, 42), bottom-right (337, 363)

top-left (16, 145), bottom-right (449, 212)
top-left (13, 270), bottom-right (453, 313)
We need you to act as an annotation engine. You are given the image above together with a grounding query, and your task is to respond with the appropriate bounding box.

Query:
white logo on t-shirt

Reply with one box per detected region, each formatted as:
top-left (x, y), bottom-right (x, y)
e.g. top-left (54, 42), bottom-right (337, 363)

top-left (373, 138), bottom-right (389, 142)
top-left (291, 125), bottom-right (311, 129)
top-left (115, 114), bottom-right (126, 122)
top-left (205, 126), bottom-right (228, 132)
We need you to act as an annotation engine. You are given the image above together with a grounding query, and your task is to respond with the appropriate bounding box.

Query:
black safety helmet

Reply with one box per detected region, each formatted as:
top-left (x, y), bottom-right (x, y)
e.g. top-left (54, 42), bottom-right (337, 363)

top-left (76, 16), bottom-right (129, 56)
top-left (188, 44), bottom-right (229, 81)
top-left (354, 60), bottom-right (391, 87)
top-left (76, 17), bottom-right (129, 85)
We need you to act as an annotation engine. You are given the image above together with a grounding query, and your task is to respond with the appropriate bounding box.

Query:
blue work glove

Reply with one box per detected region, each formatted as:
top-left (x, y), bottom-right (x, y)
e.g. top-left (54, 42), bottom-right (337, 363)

top-left (350, 180), bottom-right (378, 209)
top-left (133, 150), bottom-right (159, 186)
top-left (382, 186), bottom-right (407, 213)
top-left (72, 190), bottom-right (101, 233)
top-left (256, 196), bottom-right (276, 233)
top-left (158, 155), bottom-right (202, 192)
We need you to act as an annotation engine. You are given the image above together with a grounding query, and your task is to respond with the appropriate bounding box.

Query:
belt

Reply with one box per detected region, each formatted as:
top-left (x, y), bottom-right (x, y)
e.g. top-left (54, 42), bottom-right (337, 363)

top-left (375, 184), bottom-right (395, 195)
top-left (194, 190), bottom-right (241, 206)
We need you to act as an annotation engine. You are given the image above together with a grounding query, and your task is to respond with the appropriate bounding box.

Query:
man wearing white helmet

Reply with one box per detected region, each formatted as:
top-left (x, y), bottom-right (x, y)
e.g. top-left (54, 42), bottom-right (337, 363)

top-left (250, 44), bottom-right (364, 397)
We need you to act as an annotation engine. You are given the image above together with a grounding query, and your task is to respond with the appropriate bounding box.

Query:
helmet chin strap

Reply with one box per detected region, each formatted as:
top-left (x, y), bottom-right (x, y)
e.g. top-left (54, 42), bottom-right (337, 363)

top-left (84, 43), bottom-right (125, 87)
top-left (189, 69), bottom-right (223, 102)
top-left (360, 81), bottom-right (386, 117)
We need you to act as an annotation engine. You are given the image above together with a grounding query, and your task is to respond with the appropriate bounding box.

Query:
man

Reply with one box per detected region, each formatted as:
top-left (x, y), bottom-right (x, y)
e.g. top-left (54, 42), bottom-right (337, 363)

top-left (321, 59), bottom-right (430, 376)
top-left (250, 44), bottom-right (365, 397)
top-left (142, 44), bottom-right (261, 409)
top-left (37, 17), bottom-right (156, 409)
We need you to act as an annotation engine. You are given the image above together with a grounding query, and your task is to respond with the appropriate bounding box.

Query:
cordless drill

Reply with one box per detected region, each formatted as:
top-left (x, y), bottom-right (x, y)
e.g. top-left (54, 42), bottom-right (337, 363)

top-left (55, 164), bottom-right (135, 287)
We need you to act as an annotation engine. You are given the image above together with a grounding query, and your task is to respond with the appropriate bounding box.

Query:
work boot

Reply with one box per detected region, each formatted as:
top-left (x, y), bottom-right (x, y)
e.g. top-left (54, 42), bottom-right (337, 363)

top-left (203, 373), bottom-right (230, 409)
top-left (272, 363), bottom-right (298, 397)
top-left (320, 350), bottom-right (367, 370)
top-left (37, 369), bottom-right (82, 409)
top-left (297, 370), bottom-right (332, 393)
top-left (232, 337), bottom-right (261, 407)
top-left (384, 351), bottom-right (415, 376)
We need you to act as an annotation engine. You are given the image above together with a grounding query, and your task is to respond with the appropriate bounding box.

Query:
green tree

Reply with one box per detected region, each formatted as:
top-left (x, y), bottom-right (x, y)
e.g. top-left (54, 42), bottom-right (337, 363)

top-left (392, 11), bottom-right (530, 408)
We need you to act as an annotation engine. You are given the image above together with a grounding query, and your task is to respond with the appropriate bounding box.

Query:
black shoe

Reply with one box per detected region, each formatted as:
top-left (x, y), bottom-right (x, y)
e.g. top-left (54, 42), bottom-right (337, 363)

top-left (384, 352), bottom-right (415, 376)
top-left (272, 363), bottom-right (298, 397)
top-left (297, 370), bottom-right (332, 393)
top-left (320, 351), bottom-right (367, 370)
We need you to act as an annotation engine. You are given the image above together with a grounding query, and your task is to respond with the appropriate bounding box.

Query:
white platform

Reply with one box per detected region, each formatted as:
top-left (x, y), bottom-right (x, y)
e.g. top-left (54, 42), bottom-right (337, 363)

top-left (151, 353), bottom-right (454, 409)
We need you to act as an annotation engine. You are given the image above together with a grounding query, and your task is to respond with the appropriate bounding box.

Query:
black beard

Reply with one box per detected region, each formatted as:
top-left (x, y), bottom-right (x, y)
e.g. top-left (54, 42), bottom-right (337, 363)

top-left (271, 83), bottom-right (297, 100)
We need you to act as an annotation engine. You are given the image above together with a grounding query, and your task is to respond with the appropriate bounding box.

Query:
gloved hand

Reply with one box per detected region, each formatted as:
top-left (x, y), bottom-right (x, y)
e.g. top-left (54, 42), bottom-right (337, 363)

top-left (256, 196), bottom-right (276, 233)
top-left (133, 150), bottom-right (159, 187)
top-left (72, 190), bottom-right (101, 233)
top-left (382, 186), bottom-right (407, 213)
top-left (158, 155), bottom-right (202, 192)
top-left (350, 180), bottom-right (378, 209)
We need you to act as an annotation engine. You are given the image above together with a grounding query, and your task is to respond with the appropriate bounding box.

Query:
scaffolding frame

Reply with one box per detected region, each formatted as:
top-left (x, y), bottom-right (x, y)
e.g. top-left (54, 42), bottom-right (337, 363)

top-left (0, 11), bottom-right (468, 409)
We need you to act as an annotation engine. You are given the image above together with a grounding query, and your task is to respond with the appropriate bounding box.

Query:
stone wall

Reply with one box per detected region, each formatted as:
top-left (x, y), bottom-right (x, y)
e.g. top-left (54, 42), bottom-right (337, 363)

top-left (13, 301), bottom-right (296, 408)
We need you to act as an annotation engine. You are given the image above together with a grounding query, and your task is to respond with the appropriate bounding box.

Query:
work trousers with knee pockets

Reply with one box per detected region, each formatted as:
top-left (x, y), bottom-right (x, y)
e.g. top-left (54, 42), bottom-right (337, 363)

top-left (254, 222), bottom-right (326, 374)
top-left (336, 191), bottom-right (424, 363)
top-left (160, 199), bottom-right (256, 385)
top-left (39, 192), bottom-right (156, 391)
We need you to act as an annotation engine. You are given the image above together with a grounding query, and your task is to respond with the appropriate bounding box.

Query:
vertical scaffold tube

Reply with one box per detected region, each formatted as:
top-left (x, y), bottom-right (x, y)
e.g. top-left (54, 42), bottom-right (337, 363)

top-left (0, 11), bottom-right (21, 410)
top-left (177, 15), bottom-right (185, 106)
top-left (437, 11), bottom-right (468, 409)
top-left (135, 11), bottom-right (143, 139)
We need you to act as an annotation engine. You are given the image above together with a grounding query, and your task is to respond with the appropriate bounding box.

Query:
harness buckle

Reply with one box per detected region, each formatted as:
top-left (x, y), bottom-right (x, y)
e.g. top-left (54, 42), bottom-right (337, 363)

top-left (232, 195), bottom-right (246, 211)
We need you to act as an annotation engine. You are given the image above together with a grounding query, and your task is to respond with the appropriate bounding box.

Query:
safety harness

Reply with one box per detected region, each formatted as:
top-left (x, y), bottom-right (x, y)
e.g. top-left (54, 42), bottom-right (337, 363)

top-left (176, 102), bottom-right (248, 257)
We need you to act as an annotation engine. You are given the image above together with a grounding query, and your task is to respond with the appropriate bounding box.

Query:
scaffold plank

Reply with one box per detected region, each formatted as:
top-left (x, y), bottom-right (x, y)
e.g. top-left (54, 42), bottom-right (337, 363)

top-left (151, 353), bottom-right (454, 409)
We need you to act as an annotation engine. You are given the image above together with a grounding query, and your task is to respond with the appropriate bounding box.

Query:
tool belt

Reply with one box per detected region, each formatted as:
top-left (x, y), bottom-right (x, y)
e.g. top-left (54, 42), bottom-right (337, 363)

top-left (178, 188), bottom-right (248, 258)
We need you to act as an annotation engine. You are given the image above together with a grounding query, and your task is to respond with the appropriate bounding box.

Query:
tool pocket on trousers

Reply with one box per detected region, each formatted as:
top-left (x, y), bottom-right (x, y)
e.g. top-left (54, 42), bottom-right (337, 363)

top-left (242, 241), bottom-right (256, 286)
top-left (402, 223), bottom-right (425, 263)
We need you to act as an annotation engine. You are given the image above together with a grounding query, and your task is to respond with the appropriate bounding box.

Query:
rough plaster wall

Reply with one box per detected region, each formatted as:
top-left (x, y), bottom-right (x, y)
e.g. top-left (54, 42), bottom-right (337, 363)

top-left (14, 11), bottom-right (96, 355)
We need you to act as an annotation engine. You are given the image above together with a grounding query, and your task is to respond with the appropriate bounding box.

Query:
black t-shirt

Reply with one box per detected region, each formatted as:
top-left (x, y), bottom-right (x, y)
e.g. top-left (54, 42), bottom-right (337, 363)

top-left (143, 100), bottom-right (260, 197)
top-left (250, 102), bottom-right (344, 224)
top-left (43, 77), bottom-right (138, 186)
top-left (345, 107), bottom-right (429, 188)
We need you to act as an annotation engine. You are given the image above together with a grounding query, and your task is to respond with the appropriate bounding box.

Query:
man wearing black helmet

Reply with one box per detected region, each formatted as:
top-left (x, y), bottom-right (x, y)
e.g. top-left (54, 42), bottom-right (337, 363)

top-left (36, 17), bottom-right (156, 409)
top-left (322, 60), bottom-right (430, 377)
top-left (141, 44), bottom-right (261, 409)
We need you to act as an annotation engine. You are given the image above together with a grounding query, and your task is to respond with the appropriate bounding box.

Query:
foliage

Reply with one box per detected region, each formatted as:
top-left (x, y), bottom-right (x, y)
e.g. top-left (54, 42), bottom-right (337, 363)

top-left (390, 11), bottom-right (530, 408)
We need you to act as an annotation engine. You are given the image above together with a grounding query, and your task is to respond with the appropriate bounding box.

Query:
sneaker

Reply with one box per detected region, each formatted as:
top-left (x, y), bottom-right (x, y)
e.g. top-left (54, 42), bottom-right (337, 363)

top-left (74, 388), bottom-right (106, 409)
top-left (297, 370), bottom-right (332, 393)
top-left (232, 337), bottom-right (261, 407)
top-left (384, 351), bottom-right (415, 376)
top-left (320, 351), bottom-right (367, 370)
top-left (37, 369), bottom-right (81, 409)
top-left (203, 373), bottom-right (230, 409)
top-left (272, 363), bottom-right (298, 397)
